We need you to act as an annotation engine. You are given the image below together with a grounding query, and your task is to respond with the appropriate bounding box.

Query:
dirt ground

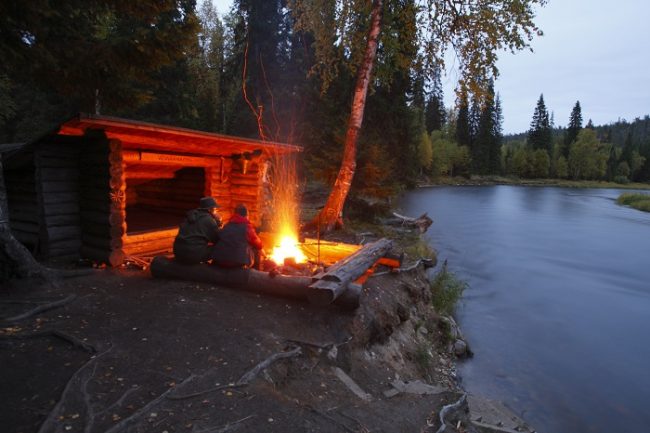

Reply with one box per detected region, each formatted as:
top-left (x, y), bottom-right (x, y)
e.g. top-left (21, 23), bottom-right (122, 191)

top-left (1, 253), bottom-right (484, 433)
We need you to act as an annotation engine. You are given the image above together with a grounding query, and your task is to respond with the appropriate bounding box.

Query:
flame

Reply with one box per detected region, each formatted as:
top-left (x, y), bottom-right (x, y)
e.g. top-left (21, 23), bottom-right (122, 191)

top-left (266, 153), bottom-right (306, 266)
top-left (270, 232), bottom-right (306, 265)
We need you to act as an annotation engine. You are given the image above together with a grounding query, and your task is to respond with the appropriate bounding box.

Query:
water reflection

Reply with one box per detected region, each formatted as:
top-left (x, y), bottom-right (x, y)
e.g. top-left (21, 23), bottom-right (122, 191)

top-left (400, 186), bottom-right (650, 433)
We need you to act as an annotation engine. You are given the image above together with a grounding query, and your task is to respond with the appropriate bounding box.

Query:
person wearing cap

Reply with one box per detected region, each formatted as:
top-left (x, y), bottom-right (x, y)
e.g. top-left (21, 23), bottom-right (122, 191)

top-left (211, 204), bottom-right (265, 269)
top-left (173, 196), bottom-right (222, 264)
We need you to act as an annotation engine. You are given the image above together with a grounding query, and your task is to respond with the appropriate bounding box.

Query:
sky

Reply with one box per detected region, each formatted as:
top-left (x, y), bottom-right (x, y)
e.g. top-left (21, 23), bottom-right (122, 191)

top-left (211, 0), bottom-right (650, 134)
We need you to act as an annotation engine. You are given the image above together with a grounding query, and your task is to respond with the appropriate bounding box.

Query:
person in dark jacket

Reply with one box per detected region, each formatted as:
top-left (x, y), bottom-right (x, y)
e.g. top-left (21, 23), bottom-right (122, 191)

top-left (173, 197), bottom-right (222, 264)
top-left (212, 204), bottom-right (265, 269)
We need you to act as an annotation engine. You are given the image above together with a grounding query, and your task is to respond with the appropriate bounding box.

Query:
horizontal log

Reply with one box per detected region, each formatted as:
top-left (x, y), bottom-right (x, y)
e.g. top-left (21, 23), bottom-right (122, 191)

top-left (36, 155), bottom-right (79, 169)
top-left (122, 150), bottom-right (222, 166)
top-left (42, 192), bottom-right (79, 205)
top-left (44, 214), bottom-right (79, 228)
top-left (46, 226), bottom-right (81, 243)
top-left (229, 186), bottom-right (260, 197)
top-left (42, 202), bottom-right (80, 216)
top-left (125, 171), bottom-right (176, 180)
top-left (47, 238), bottom-right (82, 253)
top-left (80, 246), bottom-right (125, 267)
top-left (37, 168), bottom-right (79, 181)
top-left (122, 238), bottom-right (174, 255)
top-left (308, 238), bottom-right (393, 306)
top-left (123, 228), bottom-right (179, 244)
top-left (150, 257), bottom-right (359, 310)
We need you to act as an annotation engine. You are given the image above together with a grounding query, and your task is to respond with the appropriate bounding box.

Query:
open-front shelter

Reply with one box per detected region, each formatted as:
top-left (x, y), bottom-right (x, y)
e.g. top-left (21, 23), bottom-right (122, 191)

top-left (1, 114), bottom-right (300, 266)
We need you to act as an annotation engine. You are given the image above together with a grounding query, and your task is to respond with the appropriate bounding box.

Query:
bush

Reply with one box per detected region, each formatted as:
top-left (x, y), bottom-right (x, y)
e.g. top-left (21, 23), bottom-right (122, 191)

top-left (617, 193), bottom-right (650, 212)
top-left (430, 262), bottom-right (467, 316)
top-left (613, 175), bottom-right (630, 184)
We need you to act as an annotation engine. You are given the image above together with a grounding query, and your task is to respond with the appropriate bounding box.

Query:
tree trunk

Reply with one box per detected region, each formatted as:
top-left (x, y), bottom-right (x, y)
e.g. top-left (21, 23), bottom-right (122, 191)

top-left (309, 0), bottom-right (383, 233)
top-left (0, 155), bottom-right (58, 283)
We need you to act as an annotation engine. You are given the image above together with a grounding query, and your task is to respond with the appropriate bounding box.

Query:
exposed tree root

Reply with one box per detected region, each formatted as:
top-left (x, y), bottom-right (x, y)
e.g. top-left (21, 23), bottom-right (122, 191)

top-left (0, 329), bottom-right (96, 353)
top-left (435, 393), bottom-right (467, 433)
top-left (37, 348), bottom-right (112, 433)
top-left (167, 346), bottom-right (302, 401)
top-left (194, 414), bottom-right (256, 433)
top-left (3, 294), bottom-right (76, 323)
top-left (103, 373), bottom-right (197, 433)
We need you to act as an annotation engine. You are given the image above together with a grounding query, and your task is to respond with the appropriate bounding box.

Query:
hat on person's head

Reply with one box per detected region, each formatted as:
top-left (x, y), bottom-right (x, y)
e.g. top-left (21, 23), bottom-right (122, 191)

top-left (234, 203), bottom-right (248, 217)
top-left (199, 196), bottom-right (219, 209)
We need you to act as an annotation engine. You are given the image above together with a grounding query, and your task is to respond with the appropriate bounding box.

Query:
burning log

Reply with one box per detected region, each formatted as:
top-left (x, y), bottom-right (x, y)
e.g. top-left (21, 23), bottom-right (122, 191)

top-left (307, 238), bottom-right (393, 306)
top-left (149, 256), bottom-right (360, 310)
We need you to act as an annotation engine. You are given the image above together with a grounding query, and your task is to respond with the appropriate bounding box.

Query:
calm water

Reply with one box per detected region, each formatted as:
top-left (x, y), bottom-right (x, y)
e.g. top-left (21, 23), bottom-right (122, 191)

top-left (400, 186), bottom-right (650, 433)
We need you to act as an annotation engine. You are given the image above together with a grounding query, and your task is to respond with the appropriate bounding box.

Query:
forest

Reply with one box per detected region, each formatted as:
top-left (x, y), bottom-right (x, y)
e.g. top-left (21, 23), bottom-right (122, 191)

top-left (2, 0), bottom-right (648, 210)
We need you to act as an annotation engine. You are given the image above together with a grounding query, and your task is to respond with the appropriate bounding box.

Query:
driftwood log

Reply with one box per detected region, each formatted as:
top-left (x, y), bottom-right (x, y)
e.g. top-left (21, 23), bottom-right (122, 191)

top-left (149, 257), bottom-right (360, 310)
top-left (386, 212), bottom-right (433, 233)
top-left (307, 238), bottom-right (393, 306)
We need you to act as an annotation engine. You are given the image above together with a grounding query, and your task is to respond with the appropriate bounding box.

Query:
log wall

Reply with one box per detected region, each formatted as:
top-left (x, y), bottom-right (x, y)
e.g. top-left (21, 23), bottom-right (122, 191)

top-left (35, 141), bottom-right (82, 260)
top-left (78, 138), bottom-right (125, 266)
top-left (5, 154), bottom-right (39, 251)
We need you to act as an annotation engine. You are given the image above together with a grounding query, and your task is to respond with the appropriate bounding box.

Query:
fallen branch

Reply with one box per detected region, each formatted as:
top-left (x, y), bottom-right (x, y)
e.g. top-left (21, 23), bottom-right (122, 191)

top-left (167, 347), bottom-right (302, 401)
top-left (386, 212), bottom-right (433, 233)
top-left (0, 329), bottom-right (96, 353)
top-left (435, 393), bottom-right (467, 433)
top-left (3, 294), bottom-right (76, 322)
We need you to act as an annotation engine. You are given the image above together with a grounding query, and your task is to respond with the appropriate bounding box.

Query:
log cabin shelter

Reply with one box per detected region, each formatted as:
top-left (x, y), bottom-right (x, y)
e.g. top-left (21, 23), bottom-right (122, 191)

top-left (1, 114), bottom-right (301, 267)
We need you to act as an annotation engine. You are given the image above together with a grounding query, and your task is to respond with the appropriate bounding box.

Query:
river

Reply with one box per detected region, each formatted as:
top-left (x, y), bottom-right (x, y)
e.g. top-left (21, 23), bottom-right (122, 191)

top-left (400, 185), bottom-right (650, 433)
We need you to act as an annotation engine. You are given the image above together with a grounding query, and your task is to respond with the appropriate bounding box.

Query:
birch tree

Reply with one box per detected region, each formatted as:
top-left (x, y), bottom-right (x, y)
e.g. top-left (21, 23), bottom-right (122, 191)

top-left (290, 0), bottom-right (547, 232)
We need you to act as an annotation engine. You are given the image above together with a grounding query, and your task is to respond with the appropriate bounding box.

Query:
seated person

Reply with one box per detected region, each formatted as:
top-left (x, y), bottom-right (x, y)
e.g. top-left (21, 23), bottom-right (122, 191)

top-left (212, 204), bottom-right (265, 269)
top-left (173, 196), bottom-right (222, 264)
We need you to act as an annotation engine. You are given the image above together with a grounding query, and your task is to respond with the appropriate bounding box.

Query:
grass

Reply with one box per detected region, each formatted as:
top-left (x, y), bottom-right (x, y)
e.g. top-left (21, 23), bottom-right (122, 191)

top-left (617, 192), bottom-right (650, 212)
top-left (430, 262), bottom-right (467, 316)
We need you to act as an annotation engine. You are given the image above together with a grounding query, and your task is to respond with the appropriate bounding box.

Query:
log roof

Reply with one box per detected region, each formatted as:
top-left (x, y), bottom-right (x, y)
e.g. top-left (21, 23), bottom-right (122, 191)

top-left (2, 114), bottom-right (301, 164)
top-left (59, 114), bottom-right (301, 156)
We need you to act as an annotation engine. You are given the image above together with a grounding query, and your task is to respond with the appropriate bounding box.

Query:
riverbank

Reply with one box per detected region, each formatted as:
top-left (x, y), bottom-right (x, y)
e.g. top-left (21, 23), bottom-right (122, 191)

top-left (421, 175), bottom-right (650, 190)
top-left (0, 193), bottom-right (535, 433)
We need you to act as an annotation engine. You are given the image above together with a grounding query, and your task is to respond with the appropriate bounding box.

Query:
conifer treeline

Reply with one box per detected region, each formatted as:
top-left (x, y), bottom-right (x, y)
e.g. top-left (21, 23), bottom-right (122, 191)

top-left (1, 0), bottom-right (649, 201)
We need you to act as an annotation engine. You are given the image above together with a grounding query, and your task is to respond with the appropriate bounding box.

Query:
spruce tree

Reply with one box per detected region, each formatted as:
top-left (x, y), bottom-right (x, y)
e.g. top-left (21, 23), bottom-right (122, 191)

top-left (528, 94), bottom-right (552, 154)
top-left (564, 100), bottom-right (582, 157)
top-left (455, 93), bottom-right (472, 147)
top-left (424, 67), bottom-right (446, 132)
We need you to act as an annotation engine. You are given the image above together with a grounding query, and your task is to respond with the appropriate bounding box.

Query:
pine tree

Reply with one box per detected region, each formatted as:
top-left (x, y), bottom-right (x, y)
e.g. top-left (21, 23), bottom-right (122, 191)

top-left (528, 94), bottom-right (552, 154)
top-left (564, 100), bottom-right (582, 157)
